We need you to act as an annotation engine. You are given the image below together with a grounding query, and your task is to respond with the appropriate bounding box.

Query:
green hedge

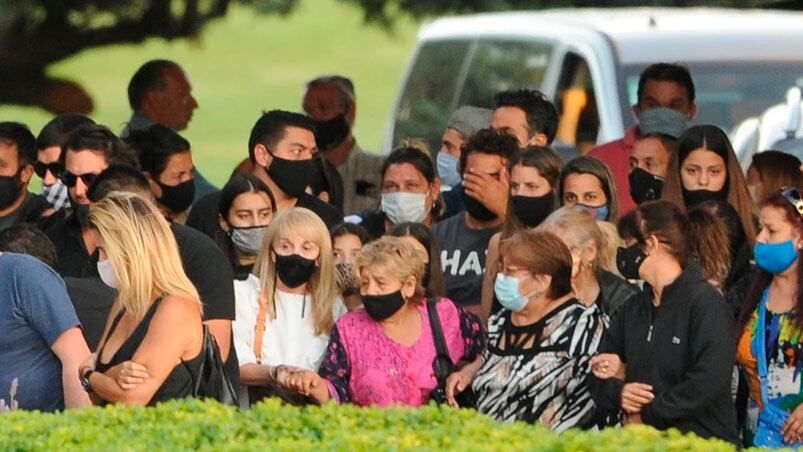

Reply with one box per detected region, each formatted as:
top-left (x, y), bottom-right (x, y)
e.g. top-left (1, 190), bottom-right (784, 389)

top-left (0, 398), bottom-right (756, 451)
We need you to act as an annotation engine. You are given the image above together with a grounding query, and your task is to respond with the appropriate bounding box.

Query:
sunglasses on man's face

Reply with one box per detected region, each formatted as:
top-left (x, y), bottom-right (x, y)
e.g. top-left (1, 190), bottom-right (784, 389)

top-left (61, 171), bottom-right (99, 189)
top-left (780, 187), bottom-right (803, 217)
top-left (33, 161), bottom-right (63, 179)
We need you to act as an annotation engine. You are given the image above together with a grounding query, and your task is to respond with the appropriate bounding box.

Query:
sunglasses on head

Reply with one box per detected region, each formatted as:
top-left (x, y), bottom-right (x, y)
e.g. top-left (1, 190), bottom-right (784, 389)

top-left (33, 161), bottom-right (63, 179)
top-left (61, 171), bottom-right (98, 188)
top-left (780, 187), bottom-right (803, 217)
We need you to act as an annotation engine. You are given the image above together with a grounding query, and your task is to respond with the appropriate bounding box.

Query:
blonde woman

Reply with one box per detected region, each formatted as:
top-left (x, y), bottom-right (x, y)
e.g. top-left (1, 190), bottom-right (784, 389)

top-left (233, 207), bottom-right (346, 406)
top-left (78, 192), bottom-right (204, 406)
top-left (284, 236), bottom-right (486, 407)
top-left (542, 206), bottom-right (640, 319)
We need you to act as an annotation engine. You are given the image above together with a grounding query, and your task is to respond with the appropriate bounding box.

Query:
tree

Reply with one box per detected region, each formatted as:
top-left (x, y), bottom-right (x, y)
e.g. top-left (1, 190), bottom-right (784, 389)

top-left (0, 0), bottom-right (798, 113)
top-left (0, 0), bottom-right (229, 113)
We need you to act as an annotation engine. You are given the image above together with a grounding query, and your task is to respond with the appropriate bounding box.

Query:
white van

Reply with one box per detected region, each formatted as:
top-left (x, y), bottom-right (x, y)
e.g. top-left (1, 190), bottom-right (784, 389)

top-left (384, 8), bottom-right (803, 157)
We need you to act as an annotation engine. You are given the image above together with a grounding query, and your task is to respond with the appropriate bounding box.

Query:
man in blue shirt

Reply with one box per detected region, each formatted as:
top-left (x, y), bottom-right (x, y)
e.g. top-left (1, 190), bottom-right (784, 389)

top-left (0, 252), bottom-right (91, 410)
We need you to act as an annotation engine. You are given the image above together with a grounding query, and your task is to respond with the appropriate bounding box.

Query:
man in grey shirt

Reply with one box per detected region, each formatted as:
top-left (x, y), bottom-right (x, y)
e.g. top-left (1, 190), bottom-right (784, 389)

top-left (433, 129), bottom-right (518, 313)
top-left (303, 75), bottom-right (383, 216)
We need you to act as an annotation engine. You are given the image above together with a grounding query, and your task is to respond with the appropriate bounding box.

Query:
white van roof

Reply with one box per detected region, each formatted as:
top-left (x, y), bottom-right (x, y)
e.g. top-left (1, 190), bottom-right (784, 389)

top-left (419, 8), bottom-right (803, 64)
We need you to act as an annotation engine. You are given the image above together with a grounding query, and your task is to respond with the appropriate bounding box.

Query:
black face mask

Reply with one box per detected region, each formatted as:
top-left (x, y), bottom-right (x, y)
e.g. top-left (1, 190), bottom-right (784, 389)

top-left (314, 115), bottom-right (350, 152)
top-left (629, 168), bottom-right (664, 205)
top-left (460, 189), bottom-right (497, 222)
top-left (511, 194), bottom-right (555, 228)
top-left (362, 290), bottom-right (406, 321)
top-left (157, 179), bottom-right (195, 213)
top-left (682, 187), bottom-right (727, 208)
top-left (267, 153), bottom-right (313, 198)
top-left (274, 252), bottom-right (316, 288)
top-left (69, 197), bottom-right (91, 227)
top-left (0, 172), bottom-right (22, 211)
top-left (616, 244), bottom-right (647, 280)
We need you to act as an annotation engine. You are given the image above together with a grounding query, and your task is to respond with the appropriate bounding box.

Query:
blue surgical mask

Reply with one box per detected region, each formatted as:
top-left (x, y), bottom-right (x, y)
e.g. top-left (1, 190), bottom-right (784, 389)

top-left (578, 204), bottom-right (609, 221)
top-left (436, 152), bottom-right (461, 188)
top-left (754, 240), bottom-right (799, 274)
top-left (494, 273), bottom-right (539, 312)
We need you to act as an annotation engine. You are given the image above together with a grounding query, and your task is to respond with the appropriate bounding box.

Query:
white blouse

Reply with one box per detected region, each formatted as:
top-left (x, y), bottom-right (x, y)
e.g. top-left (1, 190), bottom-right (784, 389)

top-left (233, 274), bottom-right (346, 371)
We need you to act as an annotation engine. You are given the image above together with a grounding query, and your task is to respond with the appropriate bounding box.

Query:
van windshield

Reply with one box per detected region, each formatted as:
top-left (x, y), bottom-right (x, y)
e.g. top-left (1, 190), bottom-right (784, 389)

top-left (621, 62), bottom-right (803, 133)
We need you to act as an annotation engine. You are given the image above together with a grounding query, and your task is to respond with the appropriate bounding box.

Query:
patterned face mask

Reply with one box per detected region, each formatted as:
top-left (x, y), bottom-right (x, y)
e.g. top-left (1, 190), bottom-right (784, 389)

top-left (229, 225), bottom-right (268, 256)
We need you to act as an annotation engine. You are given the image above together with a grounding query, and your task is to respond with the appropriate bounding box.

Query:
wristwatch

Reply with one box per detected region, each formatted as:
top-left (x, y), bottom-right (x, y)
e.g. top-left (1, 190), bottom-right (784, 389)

top-left (81, 368), bottom-right (95, 393)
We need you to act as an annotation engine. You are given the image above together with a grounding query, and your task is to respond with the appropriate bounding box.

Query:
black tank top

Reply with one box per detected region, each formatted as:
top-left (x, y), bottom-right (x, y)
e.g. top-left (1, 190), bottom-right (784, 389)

top-left (96, 297), bottom-right (202, 406)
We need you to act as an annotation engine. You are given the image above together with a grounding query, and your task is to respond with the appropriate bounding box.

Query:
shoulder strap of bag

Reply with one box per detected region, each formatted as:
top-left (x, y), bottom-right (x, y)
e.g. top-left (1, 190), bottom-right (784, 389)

top-left (427, 298), bottom-right (454, 382)
top-left (181, 324), bottom-right (208, 397)
top-left (253, 291), bottom-right (270, 365)
top-left (756, 288), bottom-right (771, 406)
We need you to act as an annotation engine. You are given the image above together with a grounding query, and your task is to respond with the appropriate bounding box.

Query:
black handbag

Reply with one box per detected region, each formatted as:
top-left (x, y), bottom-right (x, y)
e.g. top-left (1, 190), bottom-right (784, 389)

top-left (187, 325), bottom-right (239, 406)
top-left (427, 299), bottom-right (475, 408)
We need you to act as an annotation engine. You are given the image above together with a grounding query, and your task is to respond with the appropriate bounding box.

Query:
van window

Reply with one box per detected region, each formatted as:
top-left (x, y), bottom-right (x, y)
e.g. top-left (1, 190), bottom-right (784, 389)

top-left (554, 52), bottom-right (599, 154)
top-left (458, 40), bottom-right (553, 110)
top-left (392, 40), bottom-right (472, 152)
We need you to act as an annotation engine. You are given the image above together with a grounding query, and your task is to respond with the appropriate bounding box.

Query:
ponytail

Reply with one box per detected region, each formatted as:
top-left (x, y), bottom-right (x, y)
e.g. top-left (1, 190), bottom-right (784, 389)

top-left (633, 200), bottom-right (729, 282)
top-left (687, 207), bottom-right (731, 287)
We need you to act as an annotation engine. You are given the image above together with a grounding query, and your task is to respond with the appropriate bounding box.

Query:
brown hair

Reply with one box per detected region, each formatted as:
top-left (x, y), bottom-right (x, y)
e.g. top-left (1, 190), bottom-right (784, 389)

top-left (632, 200), bottom-right (729, 280)
top-left (661, 125), bottom-right (756, 246)
top-left (502, 146), bottom-right (564, 238)
top-left (499, 229), bottom-right (573, 300)
top-left (687, 205), bottom-right (731, 287)
top-left (751, 150), bottom-right (803, 195)
top-left (390, 222), bottom-right (446, 299)
top-left (559, 155), bottom-right (620, 221)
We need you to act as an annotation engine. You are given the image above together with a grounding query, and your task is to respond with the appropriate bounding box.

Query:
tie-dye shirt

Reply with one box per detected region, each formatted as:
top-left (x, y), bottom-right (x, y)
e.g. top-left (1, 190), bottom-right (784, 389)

top-left (736, 302), bottom-right (803, 441)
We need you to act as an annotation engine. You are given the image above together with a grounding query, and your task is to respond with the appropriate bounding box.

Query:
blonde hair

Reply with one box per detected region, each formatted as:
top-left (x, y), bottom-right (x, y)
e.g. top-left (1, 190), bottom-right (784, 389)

top-left (253, 208), bottom-right (338, 336)
top-left (89, 191), bottom-right (201, 320)
top-left (541, 206), bottom-right (617, 274)
top-left (595, 220), bottom-right (623, 276)
top-left (355, 236), bottom-right (426, 303)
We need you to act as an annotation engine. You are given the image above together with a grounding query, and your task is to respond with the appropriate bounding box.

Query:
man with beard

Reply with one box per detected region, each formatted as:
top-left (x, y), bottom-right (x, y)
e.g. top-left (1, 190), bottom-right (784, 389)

top-left (0, 122), bottom-right (52, 232)
top-left (303, 75), bottom-right (383, 216)
top-left (44, 124), bottom-right (138, 277)
top-left (433, 129), bottom-right (518, 313)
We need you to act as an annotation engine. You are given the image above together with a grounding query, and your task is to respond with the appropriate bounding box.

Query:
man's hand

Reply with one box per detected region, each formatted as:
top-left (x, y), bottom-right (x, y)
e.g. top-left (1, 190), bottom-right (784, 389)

top-left (462, 167), bottom-right (510, 218)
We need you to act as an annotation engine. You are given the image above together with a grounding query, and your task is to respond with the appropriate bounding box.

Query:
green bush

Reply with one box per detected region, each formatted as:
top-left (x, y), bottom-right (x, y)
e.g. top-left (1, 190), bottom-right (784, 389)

top-left (0, 398), bottom-right (750, 451)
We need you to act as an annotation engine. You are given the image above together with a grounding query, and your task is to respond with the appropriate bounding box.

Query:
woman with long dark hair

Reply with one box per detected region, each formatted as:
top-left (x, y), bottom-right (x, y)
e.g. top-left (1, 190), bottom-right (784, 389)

top-left (661, 124), bottom-right (756, 246)
top-left (216, 174), bottom-right (276, 280)
top-left (736, 188), bottom-right (803, 446)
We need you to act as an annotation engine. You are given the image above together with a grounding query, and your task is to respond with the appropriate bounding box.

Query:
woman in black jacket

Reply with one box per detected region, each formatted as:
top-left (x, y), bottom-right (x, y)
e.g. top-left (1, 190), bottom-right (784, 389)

top-left (590, 200), bottom-right (738, 444)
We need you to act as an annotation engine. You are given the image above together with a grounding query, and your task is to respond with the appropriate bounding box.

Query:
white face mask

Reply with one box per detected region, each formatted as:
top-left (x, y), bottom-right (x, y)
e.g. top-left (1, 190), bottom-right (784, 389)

top-left (97, 258), bottom-right (119, 289)
top-left (381, 192), bottom-right (429, 224)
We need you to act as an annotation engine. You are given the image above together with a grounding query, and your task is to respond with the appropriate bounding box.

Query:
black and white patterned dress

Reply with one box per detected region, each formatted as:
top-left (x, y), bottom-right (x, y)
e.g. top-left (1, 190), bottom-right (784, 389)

top-left (472, 298), bottom-right (605, 431)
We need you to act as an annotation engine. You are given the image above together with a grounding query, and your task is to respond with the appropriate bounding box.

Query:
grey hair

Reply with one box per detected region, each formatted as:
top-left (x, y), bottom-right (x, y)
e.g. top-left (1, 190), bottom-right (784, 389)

top-left (306, 75), bottom-right (356, 108)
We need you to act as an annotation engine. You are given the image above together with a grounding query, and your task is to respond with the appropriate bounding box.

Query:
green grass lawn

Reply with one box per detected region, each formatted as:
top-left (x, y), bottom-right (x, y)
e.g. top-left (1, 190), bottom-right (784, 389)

top-left (0, 0), bottom-right (420, 187)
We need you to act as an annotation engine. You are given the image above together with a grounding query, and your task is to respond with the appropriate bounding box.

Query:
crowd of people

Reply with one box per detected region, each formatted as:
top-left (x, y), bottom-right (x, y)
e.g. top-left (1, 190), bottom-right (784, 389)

top-left (2, 58), bottom-right (803, 448)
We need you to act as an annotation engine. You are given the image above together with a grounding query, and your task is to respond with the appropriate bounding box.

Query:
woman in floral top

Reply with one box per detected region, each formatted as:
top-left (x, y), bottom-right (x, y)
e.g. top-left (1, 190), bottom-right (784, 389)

top-left (736, 188), bottom-right (803, 446)
top-left (285, 236), bottom-right (486, 406)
